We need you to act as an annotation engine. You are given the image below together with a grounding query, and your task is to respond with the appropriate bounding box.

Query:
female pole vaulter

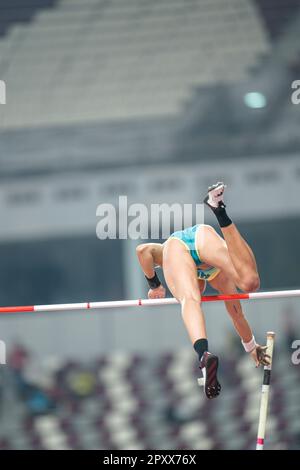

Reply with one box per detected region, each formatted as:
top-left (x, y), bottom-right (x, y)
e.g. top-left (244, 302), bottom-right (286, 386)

top-left (136, 183), bottom-right (270, 399)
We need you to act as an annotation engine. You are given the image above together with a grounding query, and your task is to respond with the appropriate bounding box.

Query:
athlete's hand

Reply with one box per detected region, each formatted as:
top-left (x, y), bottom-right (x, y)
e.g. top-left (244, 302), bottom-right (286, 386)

top-left (148, 285), bottom-right (166, 299)
top-left (250, 345), bottom-right (271, 367)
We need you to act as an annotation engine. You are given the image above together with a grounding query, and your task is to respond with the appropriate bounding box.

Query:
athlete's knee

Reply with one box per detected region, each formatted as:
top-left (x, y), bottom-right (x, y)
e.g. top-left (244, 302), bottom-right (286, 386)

top-left (240, 273), bottom-right (260, 293)
top-left (181, 291), bottom-right (201, 307)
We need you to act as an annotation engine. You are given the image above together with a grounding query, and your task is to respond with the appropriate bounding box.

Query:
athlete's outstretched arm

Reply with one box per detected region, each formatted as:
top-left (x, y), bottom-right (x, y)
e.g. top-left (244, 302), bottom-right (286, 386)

top-left (210, 273), bottom-right (269, 367)
top-left (210, 273), bottom-right (253, 342)
top-left (136, 243), bottom-right (166, 299)
top-left (136, 243), bottom-right (164, 275)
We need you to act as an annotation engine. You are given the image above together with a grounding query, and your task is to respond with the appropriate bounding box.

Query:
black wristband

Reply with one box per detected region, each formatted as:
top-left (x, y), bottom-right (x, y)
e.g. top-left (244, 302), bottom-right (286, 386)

top-left (145, 272), bottom-right (161, 289)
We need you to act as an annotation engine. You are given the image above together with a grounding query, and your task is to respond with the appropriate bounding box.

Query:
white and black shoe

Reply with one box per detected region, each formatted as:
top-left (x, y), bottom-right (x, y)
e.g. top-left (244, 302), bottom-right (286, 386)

top-left (203, 182), bottom-right (226, 211)
top-left (198, 352), bottom-right (221, 399)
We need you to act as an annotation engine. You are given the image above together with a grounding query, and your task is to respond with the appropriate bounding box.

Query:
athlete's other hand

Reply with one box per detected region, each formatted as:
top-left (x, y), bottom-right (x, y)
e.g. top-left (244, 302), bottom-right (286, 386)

top-left (148, 285), bottom-right (166, 299)
top-left (250, 345), bottom-right (270, 367)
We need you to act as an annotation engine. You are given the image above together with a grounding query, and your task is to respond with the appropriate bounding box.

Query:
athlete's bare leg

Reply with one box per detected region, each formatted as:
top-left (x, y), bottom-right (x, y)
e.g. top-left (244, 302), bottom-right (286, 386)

top-left (197, 224), bottom-right (259, 293)
top-left (204, 183), bottom-right (260, 292)
top-left (163, 238), bottom-right (207, 344)
top-left (163, 238), bottom-right (221, 399)
top-left (220, 224), bottom-right (259, 291)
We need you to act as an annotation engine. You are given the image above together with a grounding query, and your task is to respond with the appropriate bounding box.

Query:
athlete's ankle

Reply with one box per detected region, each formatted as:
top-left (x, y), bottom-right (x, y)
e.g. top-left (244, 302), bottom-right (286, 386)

top-left (213, 205), bottom-right (232, 228)
top-left (193, 338), bottom-right (208, 361)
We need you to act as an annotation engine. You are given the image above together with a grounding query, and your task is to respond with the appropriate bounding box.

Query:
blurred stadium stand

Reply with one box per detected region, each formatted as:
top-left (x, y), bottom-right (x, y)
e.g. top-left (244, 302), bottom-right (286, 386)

top-left (0, 0), bottom-right (270, 127)
top-left (0, 344), bottom-right (300, 450)
top-left (0, 0), bottom-right (300, 451)
top-left (254, 0), bottom-right (300, 40)
top-left (0, 0), bottom-right (299, 178)
top-left (0, 0), bottom-right (60, 38)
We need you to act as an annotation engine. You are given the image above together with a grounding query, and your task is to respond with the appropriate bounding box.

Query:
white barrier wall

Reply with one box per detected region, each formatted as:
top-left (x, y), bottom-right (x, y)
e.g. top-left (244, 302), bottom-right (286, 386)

top-left (0, 154), bottom-right (299, 241)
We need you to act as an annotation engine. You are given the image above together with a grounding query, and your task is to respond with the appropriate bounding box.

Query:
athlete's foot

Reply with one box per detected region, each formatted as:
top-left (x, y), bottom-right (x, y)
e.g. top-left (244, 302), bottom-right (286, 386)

top-left (203, 182), bottom-right (232, 228)
top-left (203, 182), bottom-right (226, 211)
top-left (199, 351), bottom-right (221, 399)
